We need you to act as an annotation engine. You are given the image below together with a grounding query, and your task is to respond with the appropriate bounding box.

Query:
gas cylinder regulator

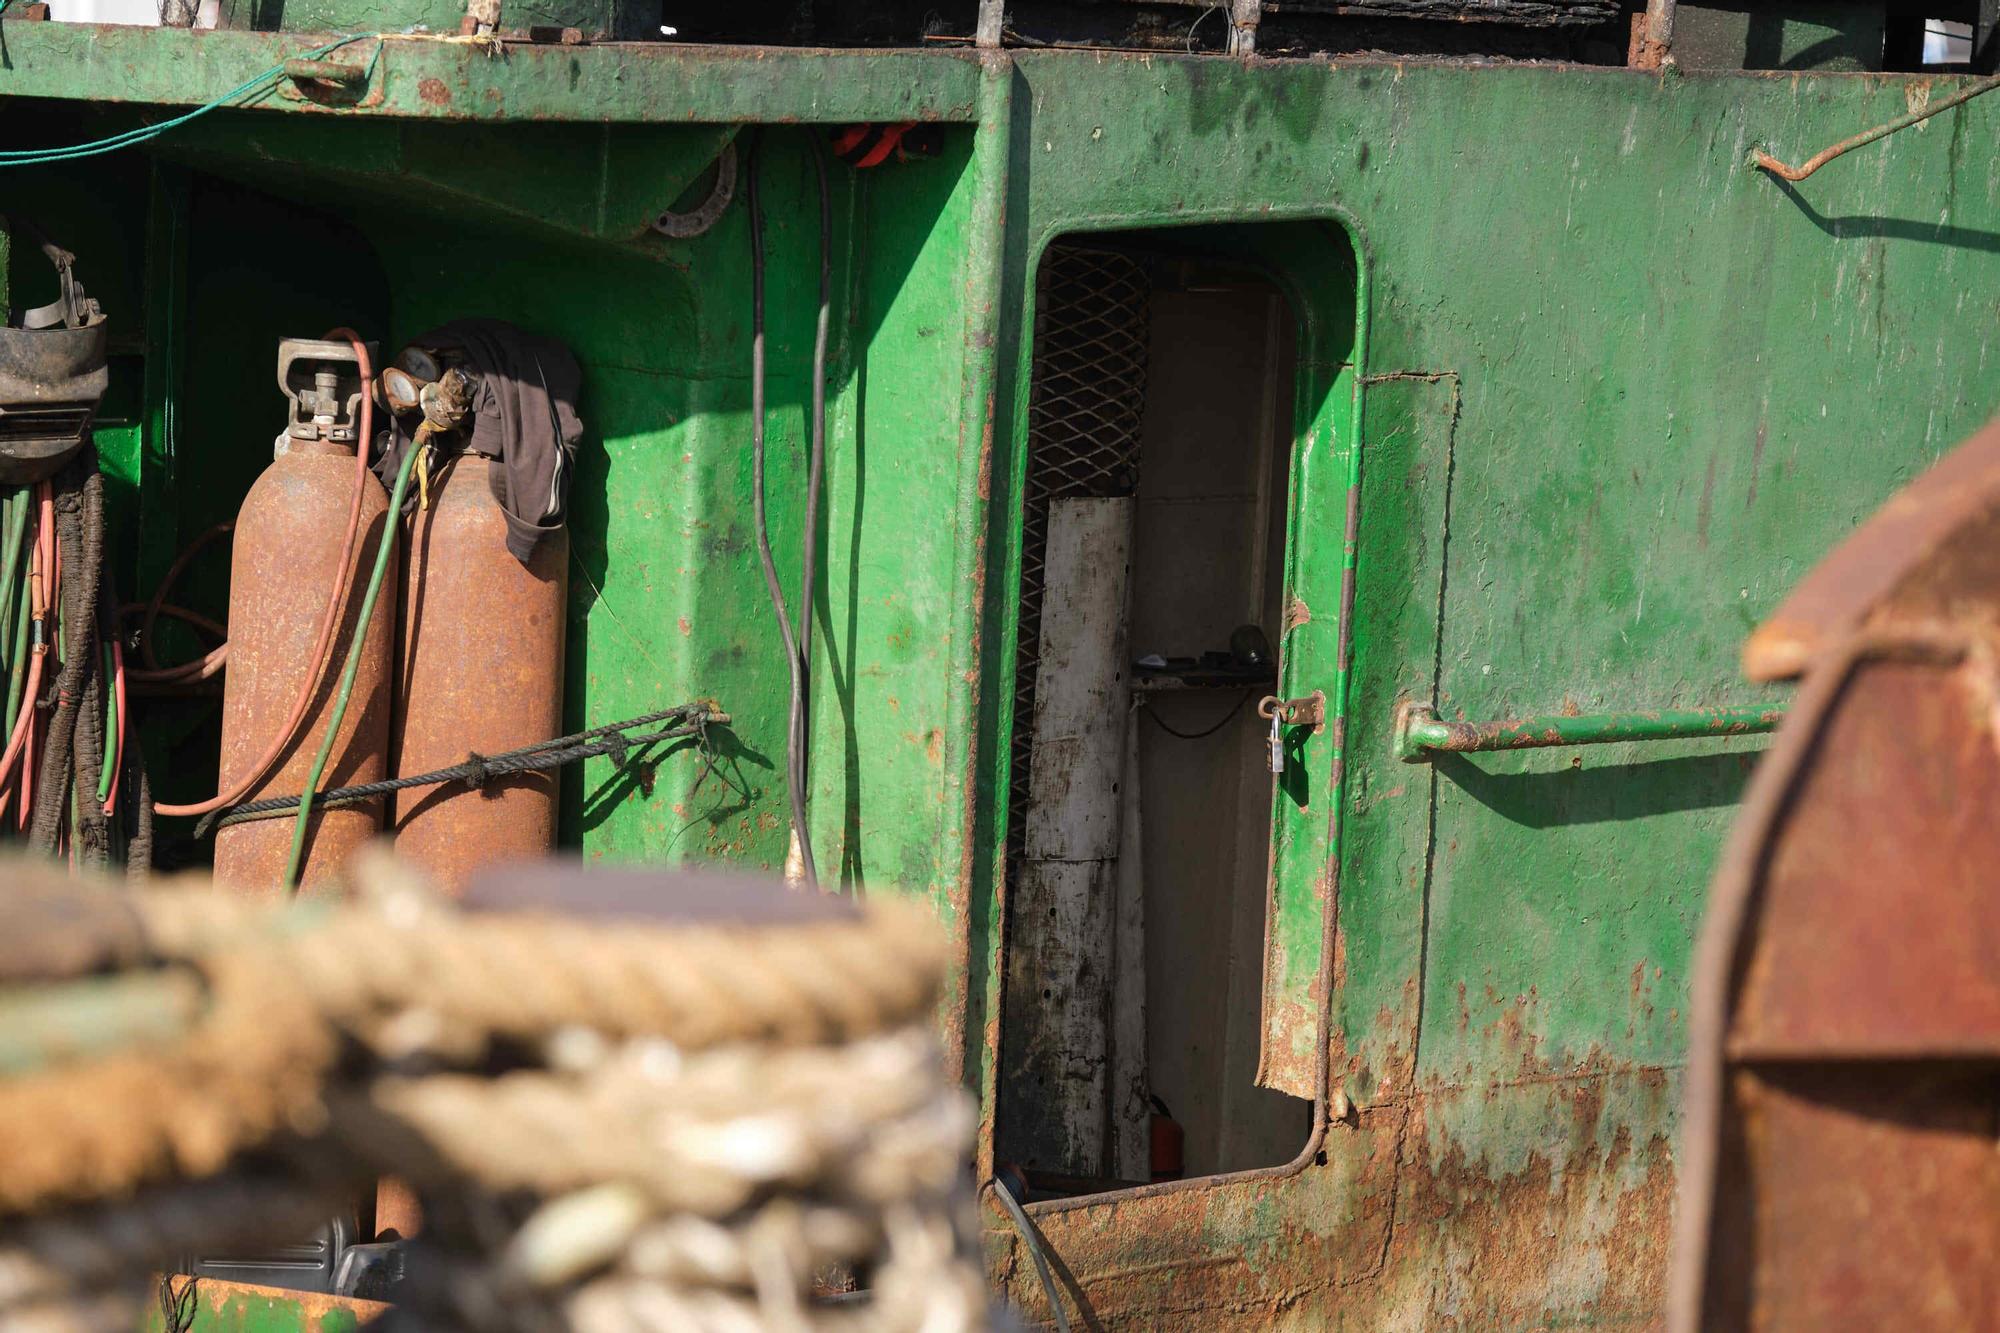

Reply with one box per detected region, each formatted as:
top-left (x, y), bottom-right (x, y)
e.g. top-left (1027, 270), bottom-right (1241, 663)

top-left (0, 218), bottom-right (107, 485)
top-left (380, 344), bottom-right (477, 439)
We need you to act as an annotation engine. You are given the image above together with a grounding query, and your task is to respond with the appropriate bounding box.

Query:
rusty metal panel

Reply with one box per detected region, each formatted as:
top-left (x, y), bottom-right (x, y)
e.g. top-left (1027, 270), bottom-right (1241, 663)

top-left (1731, 654), bottom-right (2000, 1057)
top-left (1713, 1065), bottom-right (1999, 1331)
top-left (1676, 416), bottom-right (2000, 1332)
top-left (1676, 628), bottom-right (2000, 1332)
top-left (1677, 626), bottom-right (2000, 1331)
top-left (988, 1067), bottom-right (1677, 1329)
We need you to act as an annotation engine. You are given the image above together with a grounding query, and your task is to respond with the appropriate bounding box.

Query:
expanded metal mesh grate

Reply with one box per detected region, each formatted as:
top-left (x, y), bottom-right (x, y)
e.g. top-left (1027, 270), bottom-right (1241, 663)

top-left (1008, 244), bottom-right (1150, 857)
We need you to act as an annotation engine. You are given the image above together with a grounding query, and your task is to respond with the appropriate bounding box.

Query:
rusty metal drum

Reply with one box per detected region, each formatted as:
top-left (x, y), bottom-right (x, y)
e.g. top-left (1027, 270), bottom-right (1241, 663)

top-left (392, 453), bottom-right (567, 896)
top-left (214, 439), bottom-right (396, 896)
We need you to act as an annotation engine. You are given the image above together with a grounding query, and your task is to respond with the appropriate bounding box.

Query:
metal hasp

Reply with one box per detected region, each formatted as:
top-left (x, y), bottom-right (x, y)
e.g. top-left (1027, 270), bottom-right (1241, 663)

top-left (1395, 701), bottom-right (1783, 760)
top-left (1669, 414), bottom-right (2000, 1332)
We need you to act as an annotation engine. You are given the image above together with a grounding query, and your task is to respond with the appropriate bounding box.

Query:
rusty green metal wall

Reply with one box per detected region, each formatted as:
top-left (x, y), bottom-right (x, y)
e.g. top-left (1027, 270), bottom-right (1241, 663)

top-left (984, 57), bottom-right (2000, 1328)
top-left (5, 31), bottom-right (2000, 1328)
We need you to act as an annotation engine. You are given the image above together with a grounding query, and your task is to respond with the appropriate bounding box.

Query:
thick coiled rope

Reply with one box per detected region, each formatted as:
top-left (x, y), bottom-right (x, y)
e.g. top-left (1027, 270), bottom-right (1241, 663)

top-left (0, 852), bottom-right (988, 1332)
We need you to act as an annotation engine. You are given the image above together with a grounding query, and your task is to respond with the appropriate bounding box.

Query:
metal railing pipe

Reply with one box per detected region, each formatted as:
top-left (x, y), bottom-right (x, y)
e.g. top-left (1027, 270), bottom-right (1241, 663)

top-left (1396, 702), bottom-right (1784, 761)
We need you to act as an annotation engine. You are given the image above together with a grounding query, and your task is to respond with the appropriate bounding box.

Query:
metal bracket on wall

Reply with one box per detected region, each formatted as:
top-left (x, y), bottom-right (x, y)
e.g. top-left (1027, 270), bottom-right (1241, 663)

top-left (279, 56), bottom-right (379, 108)
top-left (651, 142), bottom-right (739, 239)
top-left (1395, 700), bottom-right (1784, 762)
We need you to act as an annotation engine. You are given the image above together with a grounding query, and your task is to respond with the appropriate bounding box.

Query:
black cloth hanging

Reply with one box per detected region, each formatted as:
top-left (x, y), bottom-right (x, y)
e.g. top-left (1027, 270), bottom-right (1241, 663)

top-left (374, 318), bottom-right (583, 563)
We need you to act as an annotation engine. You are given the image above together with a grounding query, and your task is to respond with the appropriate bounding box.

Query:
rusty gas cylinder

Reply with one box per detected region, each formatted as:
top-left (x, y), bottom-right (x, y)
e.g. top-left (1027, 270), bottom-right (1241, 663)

top-left (392, 452), bottom-right (567, 895)
top-left (214, 438), bottom-right (396, 896)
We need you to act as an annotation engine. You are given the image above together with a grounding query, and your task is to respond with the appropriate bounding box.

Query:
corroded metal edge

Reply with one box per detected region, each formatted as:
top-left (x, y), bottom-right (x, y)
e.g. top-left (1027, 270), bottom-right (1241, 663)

top-left (0, 25), bottom-right (984, 125)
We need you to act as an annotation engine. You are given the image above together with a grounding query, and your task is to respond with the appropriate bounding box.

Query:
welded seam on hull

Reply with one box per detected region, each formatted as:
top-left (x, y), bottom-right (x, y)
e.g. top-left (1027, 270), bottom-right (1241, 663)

top-left (1356, 369), bottom-right (1461, 1095)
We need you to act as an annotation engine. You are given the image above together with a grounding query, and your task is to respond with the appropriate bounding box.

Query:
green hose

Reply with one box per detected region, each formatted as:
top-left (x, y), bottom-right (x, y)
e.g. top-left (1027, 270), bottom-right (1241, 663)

top-left (96, 642), bottom-right (117, 804)
top-left (0, 490), bottom-right (27, 676)
top-left (4, 565), bottom-right (30, 741)
top-left (282, 436), bottom-right (425, 892)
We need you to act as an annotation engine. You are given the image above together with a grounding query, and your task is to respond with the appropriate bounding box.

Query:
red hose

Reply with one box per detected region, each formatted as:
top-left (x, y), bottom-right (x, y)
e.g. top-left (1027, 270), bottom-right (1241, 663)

top-left (120, 601), bottom-right (227, 685)
top-left (154, 328), bottom-right (375, 819)
top-left (137, 520), bottom-right (230, 674)
top-left (104, 636), bottom-right (126, 815)
top-left (3, 482), bottom-right (53, 829)
top-left (0, 651), bottom-right (43, 807)
top-left (0, 484), bottom-right (54, 795)
top-left (131, 650), bottom-right (226, 685)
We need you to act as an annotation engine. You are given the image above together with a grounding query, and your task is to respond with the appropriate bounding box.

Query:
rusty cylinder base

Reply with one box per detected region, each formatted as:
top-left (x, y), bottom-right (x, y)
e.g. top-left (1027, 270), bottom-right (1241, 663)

top-left (392, 453), bottom-right (567, 897)
top-left (214, 440), bottom-right (396, 897)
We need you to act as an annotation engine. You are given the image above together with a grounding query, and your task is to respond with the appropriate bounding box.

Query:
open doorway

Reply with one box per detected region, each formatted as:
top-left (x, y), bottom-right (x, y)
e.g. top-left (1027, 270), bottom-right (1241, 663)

top-left (997, 233), bottom-right (1313, 1199)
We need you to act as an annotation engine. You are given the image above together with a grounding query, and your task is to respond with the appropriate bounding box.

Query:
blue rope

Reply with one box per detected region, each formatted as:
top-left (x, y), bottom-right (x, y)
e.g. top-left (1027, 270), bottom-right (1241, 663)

top-left (0, 32), bottom-right (372, 168)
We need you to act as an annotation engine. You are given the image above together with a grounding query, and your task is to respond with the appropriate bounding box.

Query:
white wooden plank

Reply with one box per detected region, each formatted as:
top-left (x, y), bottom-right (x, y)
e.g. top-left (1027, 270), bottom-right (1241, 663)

top-left (1025, 497), bottom-right (1134, 863)
top-left (1110, 699), bottom-right (1152, 1182)
top-left (1001, 857), bottom-right (1116, 1173)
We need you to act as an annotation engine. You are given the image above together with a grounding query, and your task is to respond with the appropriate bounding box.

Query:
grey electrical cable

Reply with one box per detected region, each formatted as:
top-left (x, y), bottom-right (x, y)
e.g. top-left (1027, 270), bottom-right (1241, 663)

top-left (797, 134), bottom-right (831, 891)
top-left (990, 1179), bottom-right (1071, 1333)
top-left (745, 133), bottom-right (820, 891)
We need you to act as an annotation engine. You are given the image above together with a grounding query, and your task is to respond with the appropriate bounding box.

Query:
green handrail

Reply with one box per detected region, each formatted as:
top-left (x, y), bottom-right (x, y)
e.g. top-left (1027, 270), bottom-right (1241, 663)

top-left (1396, 702), bottom-right (1784, 761)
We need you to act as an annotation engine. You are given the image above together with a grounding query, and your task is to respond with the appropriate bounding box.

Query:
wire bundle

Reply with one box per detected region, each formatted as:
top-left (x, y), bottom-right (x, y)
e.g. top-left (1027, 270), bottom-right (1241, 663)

top-left (0, 455), bottom-right (150, 875)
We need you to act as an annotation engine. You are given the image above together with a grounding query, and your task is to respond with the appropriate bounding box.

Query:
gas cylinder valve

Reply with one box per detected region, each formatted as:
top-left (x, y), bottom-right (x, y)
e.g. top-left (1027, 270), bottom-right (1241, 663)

top-left (277, 337), bottom-right (378, 453)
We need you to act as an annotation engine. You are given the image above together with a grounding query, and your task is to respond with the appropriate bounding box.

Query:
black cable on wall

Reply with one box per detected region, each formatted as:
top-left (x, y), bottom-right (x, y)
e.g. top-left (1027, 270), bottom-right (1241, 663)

top-left (745, 131), bottom-right (831, 892)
